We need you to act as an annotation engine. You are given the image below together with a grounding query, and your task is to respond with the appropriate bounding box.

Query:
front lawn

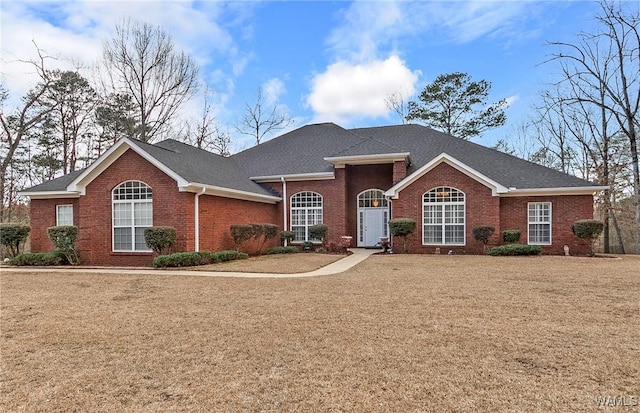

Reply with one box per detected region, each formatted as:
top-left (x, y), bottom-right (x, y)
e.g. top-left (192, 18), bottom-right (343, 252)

top-left (1, 255), bottom-right (638, 412)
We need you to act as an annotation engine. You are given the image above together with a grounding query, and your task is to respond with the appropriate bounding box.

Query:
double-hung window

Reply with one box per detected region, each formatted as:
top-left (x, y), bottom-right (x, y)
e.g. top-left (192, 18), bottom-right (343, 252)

top-left (290, 191), bottom-right (323, 242)
top-left (112, 181), bottom-right (153, 252)
top-left (56, 205), bottom-right (73, 226)
top-left (528, 202), bottom-right (551, 245)
top-left (423, 187), bottom-right (465, 245)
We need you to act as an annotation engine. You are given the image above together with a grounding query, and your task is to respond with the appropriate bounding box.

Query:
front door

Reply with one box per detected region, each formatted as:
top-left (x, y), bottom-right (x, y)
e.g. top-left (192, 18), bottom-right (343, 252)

top-left (362, 209), bottom-right (385, 247)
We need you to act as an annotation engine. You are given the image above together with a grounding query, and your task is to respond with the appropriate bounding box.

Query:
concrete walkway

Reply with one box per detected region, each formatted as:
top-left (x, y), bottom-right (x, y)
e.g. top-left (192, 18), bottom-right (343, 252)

top-left (0, 248), bottom-right (379, 279)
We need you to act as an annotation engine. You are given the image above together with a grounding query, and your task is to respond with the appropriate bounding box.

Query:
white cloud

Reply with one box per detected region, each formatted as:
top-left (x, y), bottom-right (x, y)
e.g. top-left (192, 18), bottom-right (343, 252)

top-left (326, 0), bottom-right (536, 61)
top-left (262, 78), bottom-right (285, 106)
top-left (505, 95), bottom-right (520, 107)
top-left (307, 55), bottom-right (419, 122)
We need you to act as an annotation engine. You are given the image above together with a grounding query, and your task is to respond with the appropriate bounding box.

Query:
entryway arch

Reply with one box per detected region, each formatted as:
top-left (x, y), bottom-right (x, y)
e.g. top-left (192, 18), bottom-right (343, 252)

top-left (357, 189), bottom-right (389, 247)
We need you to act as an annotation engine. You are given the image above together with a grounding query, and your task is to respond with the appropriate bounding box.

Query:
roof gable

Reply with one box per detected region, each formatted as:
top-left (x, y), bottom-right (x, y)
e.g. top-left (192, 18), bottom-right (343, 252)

top-left (385, 153), bottom-right (509, 198)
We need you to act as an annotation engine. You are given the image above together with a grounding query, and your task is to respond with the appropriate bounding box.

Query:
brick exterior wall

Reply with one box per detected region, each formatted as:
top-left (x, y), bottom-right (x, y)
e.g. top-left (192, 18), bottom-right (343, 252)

top-left (500, 195), bottom-right (594, 255)
top-left (197, 195), bottom-right (279, 254)
top-left (29, 198), bottom-right (80, 252)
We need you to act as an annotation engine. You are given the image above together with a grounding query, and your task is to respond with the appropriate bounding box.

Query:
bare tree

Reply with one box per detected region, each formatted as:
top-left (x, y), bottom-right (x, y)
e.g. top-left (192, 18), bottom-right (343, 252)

top-left (385, 91), bottom-right (409, 124)
top-left (0, 46), bottom-right (56, 222)
top-left (548, 1), bottom-right (640, 253)
top-left (103, 19), bottom-right (199, 142)
top-left (236, 86), bottom-right (292, 146)
top-left (180, 87), bottom-right (231, 156)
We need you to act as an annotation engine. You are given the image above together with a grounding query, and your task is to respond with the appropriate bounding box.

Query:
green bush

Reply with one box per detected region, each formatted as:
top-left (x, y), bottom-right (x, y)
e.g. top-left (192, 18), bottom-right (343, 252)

top-left (230, 224), bottom-right (254, 251)
top-left (153, 250), bottom-right (248, 268)
top-left (280, 231), bottom-right (295, 244)
top-left (47, 226), bottom-right (79, 265)
top-left (488, 244), bottom-right (542, 256)
top-left (301, 241), bottom-right (314, 251)
top-left (266, 246), bottom-right (299, 254)
top-left (0, 224), bottom-right (31, 258)
top-left (213, 250), bottom-right (248, 262)
top-left (144, 226), bottom-right (176, 254)
top-left (472, 225), bottom-right (495, 252)
top-left (10, 252), bottom-right (63, 266)
top-left (309, 224), bottom-right (328, 244)
top-left (571, 219), bottom-right (604, 256)
top-left (389, 218), bottom-right (416, 253)
top-left (502, 230), bottom-right (521, 243)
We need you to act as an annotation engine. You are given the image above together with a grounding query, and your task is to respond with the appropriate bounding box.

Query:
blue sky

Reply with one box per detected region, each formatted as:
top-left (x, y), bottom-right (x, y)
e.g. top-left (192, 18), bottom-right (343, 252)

top-left (0, 0), bottom-right (619, 151)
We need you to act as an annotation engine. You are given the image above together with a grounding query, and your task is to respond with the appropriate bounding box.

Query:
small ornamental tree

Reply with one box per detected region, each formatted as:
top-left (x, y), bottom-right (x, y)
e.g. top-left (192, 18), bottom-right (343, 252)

top-left (389, 218), bottom-right (416, 253)
top-left (309, 224), bottom-right (329, 247)
top-left (261, 224), bottom-right (279, 251)
top-left (280, 230), bottom-right (295, 246)
top-left (502, 230), bottom-right (521, 244)
top-left (230, 224), bottom-right (254, 252)
top-left (472, 225), bottom-right (495, 253)
top-left (47, 226), bottom-right (79, 265)
top-left (144, 226), bottom-right (177, 254)
top-left (0, 224), bottom-right (30, 258)
top-left (571, 219), bottom-right (604, 256)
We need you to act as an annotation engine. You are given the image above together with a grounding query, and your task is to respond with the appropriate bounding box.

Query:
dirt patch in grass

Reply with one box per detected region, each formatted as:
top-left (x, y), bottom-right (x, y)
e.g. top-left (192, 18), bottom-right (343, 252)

top-left (1, 254), bottom-right (639, 412)
top-left (193, 252), bottom-right (344, 273)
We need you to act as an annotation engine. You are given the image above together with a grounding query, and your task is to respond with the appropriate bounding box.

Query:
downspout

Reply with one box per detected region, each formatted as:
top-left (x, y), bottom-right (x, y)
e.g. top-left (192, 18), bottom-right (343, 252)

top-left (194, 187), bottom-right (206, 252)
top-left (281, 176), bottom-right (288, 246)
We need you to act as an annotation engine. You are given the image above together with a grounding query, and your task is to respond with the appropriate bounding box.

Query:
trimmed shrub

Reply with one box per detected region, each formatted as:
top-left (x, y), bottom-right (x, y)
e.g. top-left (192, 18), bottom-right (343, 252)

top-left (230, 224), bottom-right (254, 251)
top-left (472, 225), bottom-right (495, 252)
top-left (280, 231), bottom-right (295, 245)
top-left (502, 230), bottom-right (521, 243)
top-left (144, 226), bottom-right (176, 254)
top-left (0, 224), bottom-right (31, 258)
top-left (47, 226), bottom-right (79, 265)
top-left (489, 244), bottom-right (542, 256)
top-left (10, 252), bottom-right (63, 266)
top-left (213, 250), bottom-right (248, 262)
top-left (309, 224), bottom-right (328, 245)
top-left (266, 246), bottom-right (299, 254)
top-left (389, 218), bottom-right (416, 253)
top-left (571, 219), bottom-right (604, 256)
top-left (252, 223), bottom-right (280, 253)
top-left (153, 250), bottom-right (248, 268)
top-left (301, 241), bottom-right (314, 251)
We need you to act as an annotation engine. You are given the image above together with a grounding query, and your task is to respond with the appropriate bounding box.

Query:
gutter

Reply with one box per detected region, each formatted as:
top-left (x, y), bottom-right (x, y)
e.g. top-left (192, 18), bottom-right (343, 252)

top-left (281, 176), bottom-right (288, 246)
top-left (194, 187), bottom-right (206, 252)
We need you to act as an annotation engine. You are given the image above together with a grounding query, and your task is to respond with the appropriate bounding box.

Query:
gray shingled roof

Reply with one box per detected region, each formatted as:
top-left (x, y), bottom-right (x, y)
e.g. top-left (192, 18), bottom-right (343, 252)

top-left (24, 122), bottom-right (598, 196)
top-left (351, 124), bottom-right (596, 189)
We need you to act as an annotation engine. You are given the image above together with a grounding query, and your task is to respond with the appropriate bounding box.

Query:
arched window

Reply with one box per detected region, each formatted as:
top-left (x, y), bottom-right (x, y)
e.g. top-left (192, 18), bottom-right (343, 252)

top-left (112, 181), bottom-right (153, 251)
top-left (290, 191), bottom-right (323, 242)
top-left (423, 187), bottom-right (465, 245)
top-left (358, 189), bottom-right (388, 208)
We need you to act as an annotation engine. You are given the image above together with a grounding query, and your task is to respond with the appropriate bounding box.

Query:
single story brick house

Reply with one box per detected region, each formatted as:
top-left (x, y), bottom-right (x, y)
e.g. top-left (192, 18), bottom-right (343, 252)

top-left (20, 123), bottom-right (606, 265)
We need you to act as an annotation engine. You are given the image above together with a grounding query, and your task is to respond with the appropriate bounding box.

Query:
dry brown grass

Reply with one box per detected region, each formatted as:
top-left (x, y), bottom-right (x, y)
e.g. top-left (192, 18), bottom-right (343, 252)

top-left (193, 252), bottom-right (344, 273)
top-left (1, 254), bottom-right (639, 412)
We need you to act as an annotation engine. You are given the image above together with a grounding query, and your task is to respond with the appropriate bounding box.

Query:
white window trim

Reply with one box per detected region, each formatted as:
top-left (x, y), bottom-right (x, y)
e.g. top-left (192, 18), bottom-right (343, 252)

top-left (112, 181), bottom-right (153, 253)
top-left (422, 187), bottom-right (466, 246)
top-left (528, 202), bottom-right (552, 245)
top-left (290, 191), bottom-right (323, 243)
top-left (56, 204), bottom-right (74, 226)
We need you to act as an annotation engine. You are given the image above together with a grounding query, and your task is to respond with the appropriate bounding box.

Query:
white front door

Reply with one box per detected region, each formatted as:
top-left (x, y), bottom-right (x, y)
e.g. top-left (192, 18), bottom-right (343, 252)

top-left (359, 208), bottom-right (387, 247)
